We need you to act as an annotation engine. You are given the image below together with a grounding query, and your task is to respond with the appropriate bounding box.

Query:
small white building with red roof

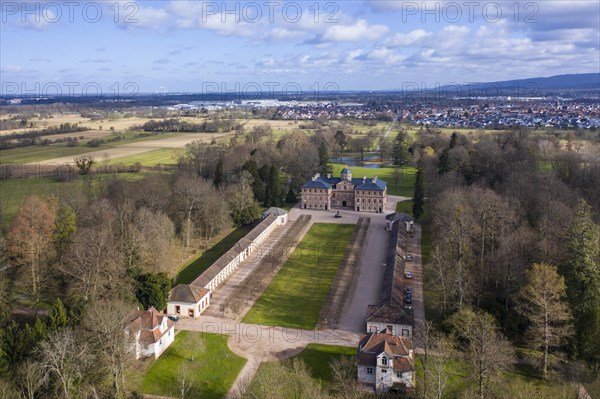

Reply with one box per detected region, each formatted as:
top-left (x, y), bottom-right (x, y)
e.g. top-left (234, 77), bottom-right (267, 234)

top-left (128, 306), bottom-right (175, 359)
top-left (356, 327), bottom-right (415, 393)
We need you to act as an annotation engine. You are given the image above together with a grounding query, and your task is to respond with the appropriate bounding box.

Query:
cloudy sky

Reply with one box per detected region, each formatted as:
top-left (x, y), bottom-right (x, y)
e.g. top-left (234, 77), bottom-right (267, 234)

top-left (1, 0), bottom-right (599, 94)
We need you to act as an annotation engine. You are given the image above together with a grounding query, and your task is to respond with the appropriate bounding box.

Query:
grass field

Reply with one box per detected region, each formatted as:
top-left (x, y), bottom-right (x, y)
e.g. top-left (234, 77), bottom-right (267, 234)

top-left (108, 148), bottom-right (181, 166)
top-left (0, 177), bottom-right (65, 228)
top-left (0, 131), bottom-right (182, 164)
top-left (330, 163), bottom-right (416, 197)
top-left (242, 223), bottom-right (355, 329)
top-left (176, 224), bottom-right (255, 285)
top-left (250, 343), bottom-right (356, 394)
top-left (141, 331), bottom-right (246, 399)
top-left (292, 344), bottom-right (356, 384)
top-left (0, 145), bottom-right (104, 164)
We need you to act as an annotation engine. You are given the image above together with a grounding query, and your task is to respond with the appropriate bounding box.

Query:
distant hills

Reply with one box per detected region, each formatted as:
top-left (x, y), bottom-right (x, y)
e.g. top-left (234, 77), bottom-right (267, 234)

top-left (436, 73), bottom-right (600, 96)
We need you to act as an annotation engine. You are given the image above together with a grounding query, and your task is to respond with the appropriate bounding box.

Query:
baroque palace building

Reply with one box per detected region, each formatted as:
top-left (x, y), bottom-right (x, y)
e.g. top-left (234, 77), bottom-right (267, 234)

top-left (301, 168), bottom-right (387, 213)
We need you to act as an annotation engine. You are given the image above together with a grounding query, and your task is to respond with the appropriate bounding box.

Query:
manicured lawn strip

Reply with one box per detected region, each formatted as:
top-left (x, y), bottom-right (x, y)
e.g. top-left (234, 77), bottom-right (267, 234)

top-left (293, 344), bottom-right (356, 384)
top-left (141, 331), bottom-right (246, 399)
top-left (176, 224), bottom-right (255, 284)
top-left (242, 223), bottom-right (355, 329)
top-left (329, 163), bottom-right (416, 197)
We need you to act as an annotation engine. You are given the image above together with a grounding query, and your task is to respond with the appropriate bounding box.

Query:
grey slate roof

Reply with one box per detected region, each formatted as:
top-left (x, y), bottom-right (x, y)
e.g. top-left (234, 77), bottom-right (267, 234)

top-left (386, 212), bottom-right (414, 223)
top-left (302, 180), bottom-right (332, 189)
top-left (261, 207), bottom-right (288, 218)
top-left (366, 221), bottom-right (414, 327)
top-left (168, 284), bottom-right (209, 303)
top-left (302, 176), bottom-right (387, 191)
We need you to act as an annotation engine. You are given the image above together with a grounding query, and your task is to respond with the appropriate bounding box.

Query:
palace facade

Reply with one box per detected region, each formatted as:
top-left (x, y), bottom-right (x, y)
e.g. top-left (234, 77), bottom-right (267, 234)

top-left (301, 168), bottom-right (387, 213)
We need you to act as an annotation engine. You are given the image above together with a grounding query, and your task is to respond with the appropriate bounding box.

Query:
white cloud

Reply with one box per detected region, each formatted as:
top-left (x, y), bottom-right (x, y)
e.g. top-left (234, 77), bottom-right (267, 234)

top-left (321, 20), bottom-right (388, 42)
top-left (385, 29), bottom-right (432, 47)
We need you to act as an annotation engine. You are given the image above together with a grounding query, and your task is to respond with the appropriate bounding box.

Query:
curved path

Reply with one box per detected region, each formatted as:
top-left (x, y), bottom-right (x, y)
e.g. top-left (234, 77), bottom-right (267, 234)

top-left (175, 315), bottom-right (361, 398)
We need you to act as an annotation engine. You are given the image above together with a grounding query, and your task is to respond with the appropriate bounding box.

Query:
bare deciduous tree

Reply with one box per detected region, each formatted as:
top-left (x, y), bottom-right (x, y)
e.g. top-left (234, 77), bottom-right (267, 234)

top-left (449, 308), bottom-right (513, 399)
top-left (38, 328), bottom-right (89, 399)
top-left (85, 300), bottom-right (137, 398)
top-left (7, 195), bottom-right (56, 304)
top-left (518, 263), bottom-right (573, 379)
top-left (15, 360), bottom-right (47, 399)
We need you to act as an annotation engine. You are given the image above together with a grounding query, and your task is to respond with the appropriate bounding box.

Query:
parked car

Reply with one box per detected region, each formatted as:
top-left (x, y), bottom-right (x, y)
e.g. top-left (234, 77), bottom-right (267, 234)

top-left (168, 315), bottom-right (180, 322)
top-left (406, 286), bottom-right (412, 294)
top-left (405, 272), bottom-right (412, 279)
top-left (334, 211), bottom-right (342, 218)
top-left (405, 295), bottom-right (412, 304)
top-left (405, 255), bottom-right (413, 261)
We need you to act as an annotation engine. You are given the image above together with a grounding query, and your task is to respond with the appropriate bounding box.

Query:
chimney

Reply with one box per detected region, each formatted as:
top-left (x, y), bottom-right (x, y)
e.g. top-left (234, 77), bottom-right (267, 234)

top-left (327, 173), bottom-right (331, 179)
top-left (372, 176), bottom-right (377, 183)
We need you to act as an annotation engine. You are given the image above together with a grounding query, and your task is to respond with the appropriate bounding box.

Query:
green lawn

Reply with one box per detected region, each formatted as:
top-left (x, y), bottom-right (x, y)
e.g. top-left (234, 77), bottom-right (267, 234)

top-left (0, 177), bottom-right (66, 228)
top-left (396, 199), bottom-right (413, 215)
top-left (242, 223), bottom-right (355, 329)
top-left (108, 148), bottom-right (181, 166)
top-left (293, 344), bottom-right (356, 384)
top-left (175, 224), bottom-right (255, 285)
top-left (249, 344), bottom-right (356, 395)
top-left (141, 331), bottom-right (246, 399)
top-left (329, 163), bottom-right (416, 197)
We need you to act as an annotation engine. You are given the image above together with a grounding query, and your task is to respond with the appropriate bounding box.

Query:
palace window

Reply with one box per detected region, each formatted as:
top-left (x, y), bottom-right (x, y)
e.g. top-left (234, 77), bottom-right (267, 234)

top-left (366, 367), bottom-right (373, 374)
top-left (382, 357), bottom-right (388, 366)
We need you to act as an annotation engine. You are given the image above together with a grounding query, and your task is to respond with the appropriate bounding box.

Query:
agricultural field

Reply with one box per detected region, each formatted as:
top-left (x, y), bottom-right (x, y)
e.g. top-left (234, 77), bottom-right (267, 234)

top-left (140, 331), bottom-right (246, 399)
top-left (242, 223), bottom-right (355, 329)
top-left (0, 131), bottom-right (230, 165)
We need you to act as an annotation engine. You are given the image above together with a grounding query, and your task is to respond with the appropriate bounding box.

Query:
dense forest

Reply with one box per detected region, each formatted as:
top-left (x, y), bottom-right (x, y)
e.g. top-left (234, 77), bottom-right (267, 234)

top-left (412, 128), bottom-right (599, 397)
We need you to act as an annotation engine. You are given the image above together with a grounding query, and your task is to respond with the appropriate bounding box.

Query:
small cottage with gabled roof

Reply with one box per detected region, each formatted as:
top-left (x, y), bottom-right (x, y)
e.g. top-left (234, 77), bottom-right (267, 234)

top-left (128, 306), bottom-right (175, 359)
top-left (167, 284), bottom-right (211, 319)
top-left (356, 327), bottom-right (415, 392)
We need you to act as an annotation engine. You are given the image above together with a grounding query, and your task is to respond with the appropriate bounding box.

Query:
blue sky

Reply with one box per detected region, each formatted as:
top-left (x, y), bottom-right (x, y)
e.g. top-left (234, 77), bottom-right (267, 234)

top-left (1, 0), bottom-right (599, 94)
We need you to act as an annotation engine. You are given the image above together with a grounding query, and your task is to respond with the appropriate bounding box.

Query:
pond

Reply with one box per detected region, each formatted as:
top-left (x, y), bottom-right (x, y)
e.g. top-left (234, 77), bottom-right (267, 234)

top-left (336, 154), bottom-right (394, 168)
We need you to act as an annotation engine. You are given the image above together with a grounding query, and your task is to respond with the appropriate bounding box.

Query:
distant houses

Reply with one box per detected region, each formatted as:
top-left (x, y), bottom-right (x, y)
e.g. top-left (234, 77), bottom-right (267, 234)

top-left (301, 168), bottom-right (388, 213)
top-left (167, 209), bottom-right (288, 318)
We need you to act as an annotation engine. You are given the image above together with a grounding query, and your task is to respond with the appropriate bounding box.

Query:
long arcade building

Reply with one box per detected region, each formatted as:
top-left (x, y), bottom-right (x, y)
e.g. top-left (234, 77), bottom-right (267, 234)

top-left (167, 209), bottom-right (287, 318)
